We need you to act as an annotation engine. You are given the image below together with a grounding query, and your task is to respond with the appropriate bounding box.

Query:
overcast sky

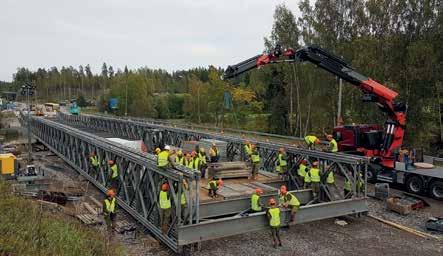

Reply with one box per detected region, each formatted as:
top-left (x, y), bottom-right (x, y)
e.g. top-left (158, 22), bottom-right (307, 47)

top-left (0, 0), bottom-right (301, 81)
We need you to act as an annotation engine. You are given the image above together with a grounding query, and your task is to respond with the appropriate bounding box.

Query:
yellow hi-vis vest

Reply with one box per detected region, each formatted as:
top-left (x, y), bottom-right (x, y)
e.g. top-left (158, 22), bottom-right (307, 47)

top-left (159, 191), bottom-right (171, 209)
top-left (344, 178), bottom-right (351, 191)
top-left (104, 198), bottom-right (116, 213)
top-left (268, 207), bottom-right (281, 227)
top-left (244, 144), bottom-right (252, 155)
top-left (251, 150), bottom-right (260, 163)
top-left (181, 191), bottom-right (186, 205)
top-left (330, 139), bottom-right (338, 152)
top-left (326, 171), bottom-right (335, 184)
top-left (279, 192), bottom-right (300, 207)
top-left (198, 152), bottom-right (207, 164)
top-left (192, 157), bottom-right (200, 170)
top-left (186, 159), bottom-right (193, 169)
top-left (90, 156), bottom-right (99, 167)
top-left (304, 170), bottom-right (311, 183)
top-left (209, 147), bottom-right (218, 157)
top-left (310, 167), bottom-right (320, 182)
top-left (157, 151), bottom-right (169, 167)
top-left (251, 194), bottom-right (262, 211)
top-left (298, 164), bottom-right (307, 177)
top-left (305, 135), bottom-right (317, 145)
top-left (207, 180), bottom-right (218, 190)
top-left (278, 153), bottom-right (287, 166)
top-left (110, 164), bottom-right (118, 179)
top-left (175, 156), bottom-right (184, 165)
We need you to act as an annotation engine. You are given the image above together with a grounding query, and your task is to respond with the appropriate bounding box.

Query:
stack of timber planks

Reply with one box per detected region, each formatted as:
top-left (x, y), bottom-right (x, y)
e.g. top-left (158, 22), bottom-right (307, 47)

top-left (208, 161), bottom-right (250, 179)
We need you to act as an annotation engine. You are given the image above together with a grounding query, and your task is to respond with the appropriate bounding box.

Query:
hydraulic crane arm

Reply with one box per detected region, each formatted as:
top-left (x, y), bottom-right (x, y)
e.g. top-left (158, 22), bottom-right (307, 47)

top-left (223, 45), bottom-right (406, 169)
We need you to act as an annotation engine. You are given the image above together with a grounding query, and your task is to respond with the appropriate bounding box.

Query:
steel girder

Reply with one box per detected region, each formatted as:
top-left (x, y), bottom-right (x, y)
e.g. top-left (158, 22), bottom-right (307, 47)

top-left (57, 113), bottom-right (368, 196)
top-left (28, 116), bottom-right (200, 253)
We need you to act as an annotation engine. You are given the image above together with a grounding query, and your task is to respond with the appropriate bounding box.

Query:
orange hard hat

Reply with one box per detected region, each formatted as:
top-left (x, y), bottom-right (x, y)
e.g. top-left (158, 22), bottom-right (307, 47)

top-left (106, 189), bottom-right (116, 197)
top-left (255, 188), bottom-right (263, 194)
top-left (315, 138), bottom-right (321, 144)
top-left (280, 185), bottom-right (287, 194)
top-left (313, 161), bottom-right (319, 166)
top-left (268, 198), bottom-right (276, 205)
top-left (161, 183), bottom-right (169, 191)
top-left (108, 160), bottom-right (114, 165)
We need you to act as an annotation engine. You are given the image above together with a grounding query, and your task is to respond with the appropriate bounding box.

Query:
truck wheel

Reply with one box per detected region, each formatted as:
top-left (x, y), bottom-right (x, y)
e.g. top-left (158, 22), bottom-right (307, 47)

top-left (429, 181), bottom-right (443, 200)
top-left (405, 176), bottom-right (424, 194)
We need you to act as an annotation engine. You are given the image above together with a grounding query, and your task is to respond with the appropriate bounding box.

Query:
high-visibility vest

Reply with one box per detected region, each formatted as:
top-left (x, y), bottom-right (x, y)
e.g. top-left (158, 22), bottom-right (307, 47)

top-left (209, 147), bottom-right (218, 157)
top-left (298, 164), bottom-right (307, 177)
top-left (268, 207), bottom-right (281, 227)
top-left (305, 135), bottom-right (317, 145)
top-left (157, 151), bottom-right (169, 167)
top-left (279, 192), bottom-right (300, 207)
top-left (90, 156), bottom-right (99, 167)
top-left (278, 153), bottom-right (287, 167)
top-left (193, 157), bottom-right (200, 170)
top-left (326, 171), bottom-right (335, 184)
top-left (304, 170), bottom-right (311, 183)
top-left (344, 178), bottom-right (351, 191)
top-left (110, 164), bottom-right (118, 179)
top-left (104, 198), bottom-right (116, 213)
top-left (186, 159), bottom-right (193, 169)
top-left (309, 168), bottom-right (320, 182)
top-left (207, 180), bottom-right (218, 190)
top-left (181, 191), bottom-right (186, 205)
top-left (330, 139), bottom-right (338, 152)
top-left (244, 144), bottom-right (252, 155)
top-left (251, 150), bottom-right (260, 163)
top-left (198, 152), bottom-right (207, 164)
top-left (251, 194), bottom-right (262, 211)
top-left (175, 156), bottom-right (184, 165)
top-left (159, 191), bottom-right (171, 209)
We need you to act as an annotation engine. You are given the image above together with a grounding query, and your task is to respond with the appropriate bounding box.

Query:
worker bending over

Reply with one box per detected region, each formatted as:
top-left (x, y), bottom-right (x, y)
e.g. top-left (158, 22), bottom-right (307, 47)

top-left (244, 140), bottom-right (253, 161)
top-left (304, 135), bottom-right (321, 150)
top-left (157, 146), bottom-right (173, 169)
top-left (103, 189), bottom-right (117, 233)
top-left (266, 198), bottom-right (282, 248)
top-left (208, 176), bottom-right (222, 198)
top-left (107, 160), bottom-right (119, 190)
top-left (276, 148), bottom-right (288, 179)
top-left (159, 183), bottom-right (171, 233)
top-left (250, 188), bottom-right (263, 212)
top-left (309, 161), bottom-right (321, 197)
top-left (279, 185), bottom-right (300, 223)
top-left (198, 148), bottom-right (208, 178)
top-left (209, 143), bottom-right (219, 162)
top-left (175, 150), bottom-right (185, 165)
top-left (297, 159), bottom-right (308, 188)
top-left (250, 144), bottom-right (260, 180)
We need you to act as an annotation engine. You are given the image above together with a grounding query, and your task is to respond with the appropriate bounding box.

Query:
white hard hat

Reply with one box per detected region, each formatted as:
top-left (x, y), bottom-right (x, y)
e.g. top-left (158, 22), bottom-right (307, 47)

top-left (165, 145), bottom-right (171, 150)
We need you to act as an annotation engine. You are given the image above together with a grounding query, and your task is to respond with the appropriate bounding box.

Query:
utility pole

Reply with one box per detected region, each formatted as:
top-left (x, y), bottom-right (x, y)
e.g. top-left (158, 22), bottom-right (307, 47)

top-left (21, 82), bottom-right (36, 164)
top-left (125, 82), bottom-right (128, 116)
top-left (337, 78), bottom-right (343, 126)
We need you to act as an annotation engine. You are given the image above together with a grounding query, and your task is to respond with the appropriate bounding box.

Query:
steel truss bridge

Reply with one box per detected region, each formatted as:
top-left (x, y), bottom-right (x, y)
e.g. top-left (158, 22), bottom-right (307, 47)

top-left (24, 113), bottom-right (369, 254)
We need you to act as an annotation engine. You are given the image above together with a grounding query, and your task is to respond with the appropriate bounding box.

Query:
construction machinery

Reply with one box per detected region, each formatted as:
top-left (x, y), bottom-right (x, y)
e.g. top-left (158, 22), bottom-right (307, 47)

top-left (223, 45), bottom-right (443, 200)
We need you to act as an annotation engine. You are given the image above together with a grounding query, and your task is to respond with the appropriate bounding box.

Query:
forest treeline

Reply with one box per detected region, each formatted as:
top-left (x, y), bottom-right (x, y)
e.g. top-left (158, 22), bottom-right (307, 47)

top-left (2, 0), bottom-right (442, 153)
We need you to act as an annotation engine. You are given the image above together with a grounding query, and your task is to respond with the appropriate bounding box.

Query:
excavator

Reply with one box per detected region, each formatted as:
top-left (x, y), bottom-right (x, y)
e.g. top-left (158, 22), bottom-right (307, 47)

top-left (223, 45), bottom-right (443, 200)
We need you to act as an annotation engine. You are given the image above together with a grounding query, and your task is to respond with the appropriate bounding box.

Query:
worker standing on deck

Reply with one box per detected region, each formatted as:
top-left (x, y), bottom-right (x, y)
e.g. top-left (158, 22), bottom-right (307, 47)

top-left (266, 198), bottom-right (282, 248)
top-left (250, 144), bottom-right (260, 180)
top-left (297, 159), bottom-right (308, 187)
top-left (175, 150), bottom-right (185, 166)
top-left (207, 176), bottom-right (220, 198)
top-left (108, 160), bottom-right (119, 190)
top-left (209, 143), bottom-right (219, 163)
top-left (251, 188), bottom-right (263, 212)
top-left (198, 148), bottom-right (208, 178)
top-left (159, 183), bottom-right (171, 233)
top-left (309, 161), bottom-right (321, 197)
top-left (191, 151), bottom-right (201, 173)
top-left (89, 151), bottom-right (100, 173)
top-left (325, 167), bottom-right (336, 189)
top-left (304, 135), bottom-right (321, 150)
top-left (157, 146), bottom-right (173, 169)
top-left (276, 148), bottom-right (288, 179)
top-left (180, 180), bottom-right (189, 223)
top-left (185, 153), bottom-right (193, 169)
top-left (325, 134), bottom-right (338, 152)
top-left (244, 140), bottom-right (253, 161)
top-left (279, 185), bottom-right (300, 223)
top-left (103, 189), bottom-right (117, 233)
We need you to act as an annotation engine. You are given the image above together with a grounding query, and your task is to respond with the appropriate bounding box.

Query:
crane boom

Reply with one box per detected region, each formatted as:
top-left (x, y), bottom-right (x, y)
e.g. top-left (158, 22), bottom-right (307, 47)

top-left (223, 45), bottom-right (406, 169)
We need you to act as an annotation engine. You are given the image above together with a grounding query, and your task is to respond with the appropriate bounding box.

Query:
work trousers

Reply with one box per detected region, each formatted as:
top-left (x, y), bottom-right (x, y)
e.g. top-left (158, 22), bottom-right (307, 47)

top-left (104, 212), bottom-right (116, 232)
top-left (160, 208), bottom-right (171, 227)
top-left (311, 182), bottom-right (320, 195)
top-left (304, 182), bottom-right (311, 189)
top-left (208, 188), bottom-right (218, 198)
top-left (251, 163), bottom-right (259, 178)
top-left (270, 226), bottom-right (282, 246)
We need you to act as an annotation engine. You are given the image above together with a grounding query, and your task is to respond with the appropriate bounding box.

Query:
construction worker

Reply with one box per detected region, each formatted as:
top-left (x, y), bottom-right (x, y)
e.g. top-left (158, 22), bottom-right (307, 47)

top-left (175, 150), bottom-right (185, 165)
top-left (209, 143), bottom-right (219, 163)
top-left (250, 144), bottom-right (260, 180)
top-left (159, 183), bottom-right (171, 233)
top-left (309, 161), bottom-right (321, 197)
top-left (207, 176), bottom-right (220, 198)
top-left (344, 171), bottom-right (352, 199)
top-left (244, 140), bottom-right (253, 161)
top-left (191, 151), bottom-right (200, 172)
top-left (325, 167), bottom-right (336, 187)
top-left (304, 164), bottom-right (312, 189)
top-left (325, 134), bottom-right (338, 152)
top-left (304, 135), bottom-right (321, 150)
top-left (276, 148), bottom-right (288, 179)
top-left (180, 180), bottom-right (189, 223)
top-left (250, 188), bottom-right (263, 212)
top-left (297, 159), bottom-right (308, 187)
top-left (266, 198), bottom-right (282, 248)
top-left (185, 153), bottom-right (193, 169)
top-left (103, 189), bottom-right (117, 232)
top-left (89, 151), bottom-right (100, 173)
top-left (157, 146), bottom-right (172, 169)
top-left (279, 185), bottom-right (300, 223)
top-left (108, 160), bottom-right (119, 189)
top-left (198, 148), bottom-right (208, 178)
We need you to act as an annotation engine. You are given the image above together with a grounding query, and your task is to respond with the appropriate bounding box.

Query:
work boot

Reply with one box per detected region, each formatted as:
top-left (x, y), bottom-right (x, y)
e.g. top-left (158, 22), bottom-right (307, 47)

top-left (273, 242), bottom-right (277, 248)
top-left (278, 242), bottom-right (282, 247)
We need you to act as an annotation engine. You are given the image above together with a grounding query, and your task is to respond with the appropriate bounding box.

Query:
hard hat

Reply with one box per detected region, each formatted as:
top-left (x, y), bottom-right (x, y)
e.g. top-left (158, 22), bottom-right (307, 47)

top-left (177, 150), bottom-right (183, 156)
top-left (200, 147), bottom-right (205, 152)
top-left (279, 147), bottom-right (285, 152)
top-left (326, 134), bottom-right (333, 139)
top-left (106, 189), bottom-right (116, 197)
top-left (108, 160), bottom-right (114, 165)
top-left (268, 198), bottom-right (276, 205)
top-left (255, 188), bottom-right (263, 194)
top-left (313, 161), bottom-right (319, 166)
top-left (315, 138), bottom-right (321, 144)
top-left (165, 145), bottom-right (171, 150)
top-left (280, 185), bottom-right (287, 194)
top-left (301, 159), bottom-right (308, 164)
top-left (161, 183), bottom-right (169, 191)
top-left (155, 148), bottom-right (161, 153)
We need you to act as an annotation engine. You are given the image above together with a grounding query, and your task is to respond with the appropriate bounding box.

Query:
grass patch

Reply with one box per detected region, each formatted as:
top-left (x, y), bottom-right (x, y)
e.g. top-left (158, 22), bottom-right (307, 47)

top-left (0, 180), bottom-right (122, 256)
